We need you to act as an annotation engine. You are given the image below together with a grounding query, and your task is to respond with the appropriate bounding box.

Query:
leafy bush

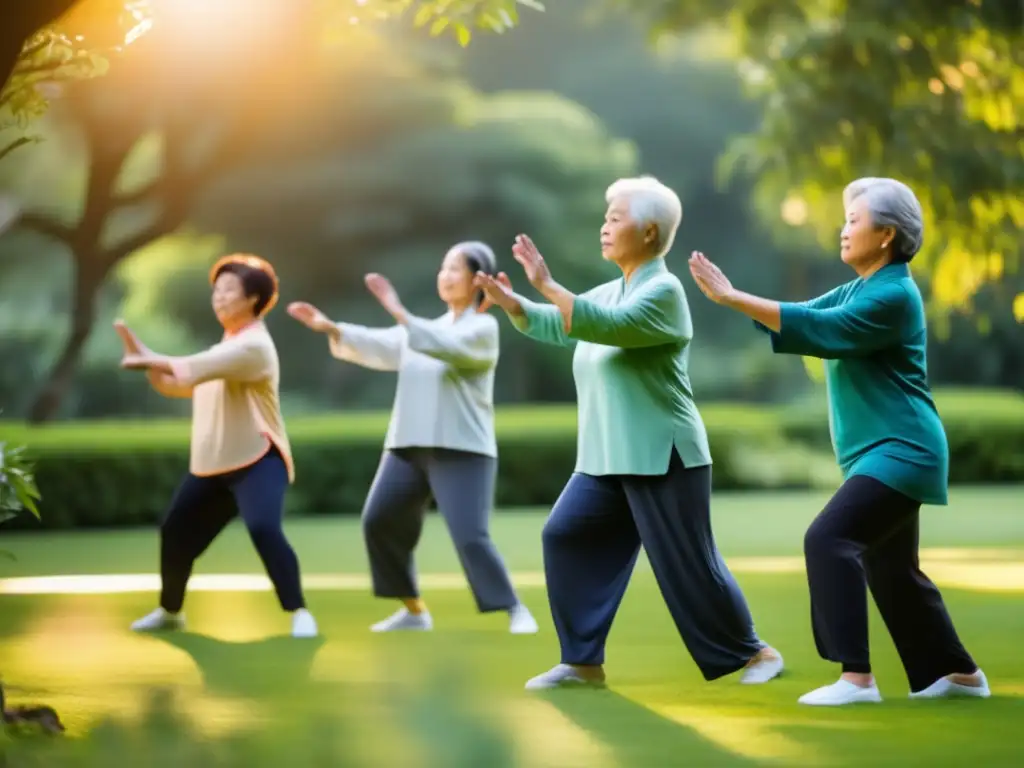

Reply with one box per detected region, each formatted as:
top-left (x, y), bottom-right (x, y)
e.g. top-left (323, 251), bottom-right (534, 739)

top-left (0, 389), bottom-right (1018, 529)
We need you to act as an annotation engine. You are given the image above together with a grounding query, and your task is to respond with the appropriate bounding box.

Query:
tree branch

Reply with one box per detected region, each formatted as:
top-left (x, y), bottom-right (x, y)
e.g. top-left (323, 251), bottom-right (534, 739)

top-left (15, 211), bottom-right (76, 243)
top-left (0, 136), bottom-right (35, 163)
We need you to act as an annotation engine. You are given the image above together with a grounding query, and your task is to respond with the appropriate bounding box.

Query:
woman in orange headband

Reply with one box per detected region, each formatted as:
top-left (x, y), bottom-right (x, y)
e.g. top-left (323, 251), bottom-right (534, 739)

top-left (115, 254), bottom-right (317, 639)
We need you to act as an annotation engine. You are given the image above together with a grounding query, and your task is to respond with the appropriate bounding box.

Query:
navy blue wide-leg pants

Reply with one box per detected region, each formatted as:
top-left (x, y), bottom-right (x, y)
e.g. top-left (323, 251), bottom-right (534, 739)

top-left (542, 450), bottom-right (763, 681)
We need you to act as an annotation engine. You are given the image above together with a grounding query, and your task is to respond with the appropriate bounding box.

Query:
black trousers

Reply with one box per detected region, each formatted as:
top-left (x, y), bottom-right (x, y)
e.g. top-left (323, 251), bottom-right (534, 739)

top-left (803, 475), bottom-right (977, 692)
top-left (159, 446), bottom-right (306, 614)
top-left (542, 450), bottom-right (764, 681)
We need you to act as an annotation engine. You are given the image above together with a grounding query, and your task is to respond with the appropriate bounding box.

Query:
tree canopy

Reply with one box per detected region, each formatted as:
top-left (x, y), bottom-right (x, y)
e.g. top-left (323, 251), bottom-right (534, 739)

top-left (0, 0), bottom-right (544, 161)
top-left (627, 0), bottom-right (1023, 313)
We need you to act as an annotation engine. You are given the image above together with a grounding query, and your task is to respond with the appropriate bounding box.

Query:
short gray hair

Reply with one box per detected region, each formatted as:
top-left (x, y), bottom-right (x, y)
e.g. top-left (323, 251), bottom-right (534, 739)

top-left (605, 175), bottom-right (683, 258)
top-left (451, 240), bottom-right (497, 305)
top-left (452, 240), bottom-right (497, 276)
top-left (843, 177), bottom-right (924, 262)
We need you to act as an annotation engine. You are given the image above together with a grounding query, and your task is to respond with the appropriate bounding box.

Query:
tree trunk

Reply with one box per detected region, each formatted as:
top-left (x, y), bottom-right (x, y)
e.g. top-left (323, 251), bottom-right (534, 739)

top-left (27, 257), bottom-right (108, 424)
top-left (0, 0), bottom-right (80, 95)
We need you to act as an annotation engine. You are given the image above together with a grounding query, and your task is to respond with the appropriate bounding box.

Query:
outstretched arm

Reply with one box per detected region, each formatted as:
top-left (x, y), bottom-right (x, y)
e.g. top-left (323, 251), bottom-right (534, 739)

top-left (404, 313), bottom-right (498, 372)
top-left (567, 279), bottom-right (689, 348)
top-left (751, 284), bottom-right (849, 335)
top-left (167, 333), bottom-right (272, 386)
top-left (508, 295), bottom-right (574, 347)
top-left (327, 324), bottom-right (405, 371)
top-left (764, 283), bottom-right (911, 358)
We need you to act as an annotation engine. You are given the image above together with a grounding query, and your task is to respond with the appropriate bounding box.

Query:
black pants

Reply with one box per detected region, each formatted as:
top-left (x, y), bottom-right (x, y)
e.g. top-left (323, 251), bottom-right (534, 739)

top-left (362, 447), bottom-right (519, 612)
top-left (804, 475), bottom-right (977, 692)
top-left (159, 446), bottom-right (306, 614)
top-left (542, 450), bottom-right (764, 681)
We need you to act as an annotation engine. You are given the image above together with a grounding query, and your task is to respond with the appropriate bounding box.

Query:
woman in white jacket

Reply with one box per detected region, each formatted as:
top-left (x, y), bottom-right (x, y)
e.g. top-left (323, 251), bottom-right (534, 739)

top-left (289, 242), bottom-right (538, 634)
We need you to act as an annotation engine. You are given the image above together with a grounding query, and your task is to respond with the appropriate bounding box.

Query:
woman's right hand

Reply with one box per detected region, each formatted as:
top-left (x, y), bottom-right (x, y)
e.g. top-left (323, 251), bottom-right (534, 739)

top-left (113, 320), bottom-right (149, 358)
top-left (475, 272), bottom-right (522, 316)
top-left (287, 302), bottom-right (335, 333)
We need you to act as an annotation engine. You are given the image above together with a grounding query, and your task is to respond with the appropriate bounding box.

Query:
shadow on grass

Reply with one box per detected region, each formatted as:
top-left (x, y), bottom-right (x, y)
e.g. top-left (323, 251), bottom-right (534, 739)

top-left (146, 632), bottom-right (325, 699)
top-left (540, 688), bottom-right (759, 767)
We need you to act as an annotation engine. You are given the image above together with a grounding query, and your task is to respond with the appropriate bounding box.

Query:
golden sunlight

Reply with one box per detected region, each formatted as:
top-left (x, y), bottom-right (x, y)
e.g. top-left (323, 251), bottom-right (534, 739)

top-left (500, 698), bottom-right (616, 768)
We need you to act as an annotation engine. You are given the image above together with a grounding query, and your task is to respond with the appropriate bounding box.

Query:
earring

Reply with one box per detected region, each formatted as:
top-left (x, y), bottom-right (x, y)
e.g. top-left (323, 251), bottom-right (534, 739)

top-left (882, 242), bottom-right (889, 248)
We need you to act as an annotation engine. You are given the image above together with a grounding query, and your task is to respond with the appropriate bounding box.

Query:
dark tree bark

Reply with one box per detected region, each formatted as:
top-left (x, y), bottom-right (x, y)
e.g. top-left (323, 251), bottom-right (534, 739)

top-left (0, 0), bottom-right (80, 96)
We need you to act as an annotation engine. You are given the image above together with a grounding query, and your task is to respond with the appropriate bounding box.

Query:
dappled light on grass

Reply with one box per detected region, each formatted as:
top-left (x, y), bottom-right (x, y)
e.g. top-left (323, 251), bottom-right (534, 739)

top-left (632, 700), bottom-right (859, 764)
top-left (2, 595), bottom-right (198, 689)
top-left (498, 698), bottom-right (616, 768)
top-left (310, 637), bottom-right (385, 685)
top-left (183, 590), bottom-right (282, 642)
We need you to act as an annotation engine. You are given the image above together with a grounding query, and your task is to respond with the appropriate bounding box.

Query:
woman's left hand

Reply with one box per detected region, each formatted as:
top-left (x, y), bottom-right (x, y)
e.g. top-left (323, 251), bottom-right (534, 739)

top-left (511, 234), bottom-right (553, 291)
top-left (364, 273), bottom-right (407, 323)
top-left (688, 251), bottom-right (736, 305)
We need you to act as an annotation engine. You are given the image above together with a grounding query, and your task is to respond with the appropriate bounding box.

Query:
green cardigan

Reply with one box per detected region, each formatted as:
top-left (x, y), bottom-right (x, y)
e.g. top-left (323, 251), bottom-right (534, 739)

top-left (509, 257), bottom-right (711, 476)
top-left (757, 263), bottom-right (949, 505)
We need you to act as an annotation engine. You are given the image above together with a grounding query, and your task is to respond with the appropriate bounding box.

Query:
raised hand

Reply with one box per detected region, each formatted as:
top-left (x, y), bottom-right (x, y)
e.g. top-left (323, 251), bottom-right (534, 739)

top-left (364, 273), bottom-right (406, 321)
top-left (287, 302), bottom-right (335, 333)
top-left (688, 251), bottom-right (736, 305)
top-left (477, 272), bottom-right (514, 313)
top-left (113, 320), bottom-right (149, 358)
top-left (511, 234), bottom-right (553, 290)
top-left (474, 271), bottom-right (522, 316)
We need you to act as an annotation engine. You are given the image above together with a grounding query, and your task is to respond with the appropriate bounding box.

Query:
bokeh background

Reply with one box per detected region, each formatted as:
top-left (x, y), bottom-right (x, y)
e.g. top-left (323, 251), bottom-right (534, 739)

top-left (0, 2), bottom-right (1022, 766)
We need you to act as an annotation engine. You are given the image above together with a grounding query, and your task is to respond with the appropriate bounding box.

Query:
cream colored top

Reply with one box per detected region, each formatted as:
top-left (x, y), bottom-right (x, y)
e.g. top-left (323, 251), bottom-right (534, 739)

top-left (329, 309), bottom-right (499, 457)
top-left (163, 321), bottom-right (294, 483)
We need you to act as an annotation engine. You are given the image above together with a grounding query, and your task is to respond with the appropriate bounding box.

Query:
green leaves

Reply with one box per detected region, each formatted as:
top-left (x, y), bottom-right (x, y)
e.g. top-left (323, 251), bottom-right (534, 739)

top-left (345, 0), bottom-right (542, 44)
top-left (0, 441), bottom-right (42, 520)
top-left (632, 0), bottom-right (1024, 312)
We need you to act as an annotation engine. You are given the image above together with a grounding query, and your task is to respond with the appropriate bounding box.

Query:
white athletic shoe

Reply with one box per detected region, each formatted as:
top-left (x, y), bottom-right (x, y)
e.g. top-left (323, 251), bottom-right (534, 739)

top-left (798, 678), bottom-right (883, 706)
top-left (130, 607), bottom-right (185, 633)
top-left (739, 648), bottom-right (785, 684)
top-left (909, 669), bottom-right (991, 699)
top-left (370, 608), bottom-right (433, 633)
top-left (509, 604), bottom-right (539, 635)
top-left (291, 609), bottom-right (319, 638)
top-left (524, 664), bottom-right (606, 691)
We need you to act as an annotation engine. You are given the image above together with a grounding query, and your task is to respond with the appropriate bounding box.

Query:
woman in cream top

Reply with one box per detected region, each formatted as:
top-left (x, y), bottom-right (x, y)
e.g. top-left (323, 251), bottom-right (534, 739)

top-left (289, 241), bottom-right (537, 635)
top-left (117, 254), bottom-right (317, 639)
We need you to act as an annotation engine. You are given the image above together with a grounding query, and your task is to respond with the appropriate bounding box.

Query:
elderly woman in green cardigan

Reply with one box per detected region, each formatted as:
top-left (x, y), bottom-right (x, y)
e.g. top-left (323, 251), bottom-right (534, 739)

top-left (689, 177), bottom-right (989, 706)
top-left (475, 175), bottom-right (783, 690)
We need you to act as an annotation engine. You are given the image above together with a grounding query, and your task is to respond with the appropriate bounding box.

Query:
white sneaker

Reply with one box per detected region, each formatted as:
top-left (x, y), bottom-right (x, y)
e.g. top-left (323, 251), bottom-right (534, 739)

top-left (291, 609), bottom-right (318, 638)
top-left (370, 608), bottom-right (433, 633)
top-left (130, 607), bottom-right (185, 633)
top-left (909, 669), bottom-right (991, 699)
top-left (524, 664), bottom-right (605, 691)
top-left (740, 648), bottom-right (784, 684)
top-left (509, 604), bottom-right (539, 635)
top-left (798, 678), bottom-right (883, 706)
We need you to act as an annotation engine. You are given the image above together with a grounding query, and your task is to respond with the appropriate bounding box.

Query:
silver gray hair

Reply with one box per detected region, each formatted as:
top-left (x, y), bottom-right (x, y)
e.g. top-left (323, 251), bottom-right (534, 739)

top-left (451, 240), bottom-right (497, 305)
top-left (605, 175), bottom-right (683, 258)
top-left (843, 177), bottom-right (924, 262)
top-left (452, 240), bottom-right (497, 276)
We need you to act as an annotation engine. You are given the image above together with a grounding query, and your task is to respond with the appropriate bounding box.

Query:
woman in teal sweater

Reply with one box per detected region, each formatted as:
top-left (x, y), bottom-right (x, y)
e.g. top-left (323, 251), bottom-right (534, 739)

top-left (689, 177), bottom-right (989, 706)
top-left (476, 175), bottom-right (783, 691)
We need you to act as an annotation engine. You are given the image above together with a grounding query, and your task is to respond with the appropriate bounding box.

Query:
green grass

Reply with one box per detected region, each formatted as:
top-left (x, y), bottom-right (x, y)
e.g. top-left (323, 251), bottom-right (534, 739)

top-left (1, 487), bottom-right (1022, 766)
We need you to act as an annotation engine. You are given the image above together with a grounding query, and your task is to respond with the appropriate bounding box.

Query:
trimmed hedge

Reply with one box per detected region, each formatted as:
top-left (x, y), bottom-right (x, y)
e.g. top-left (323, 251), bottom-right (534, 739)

top-left (779, 388), bottom-right (1024, 484)
top-left (1, 389), bottom-right (1021, 529)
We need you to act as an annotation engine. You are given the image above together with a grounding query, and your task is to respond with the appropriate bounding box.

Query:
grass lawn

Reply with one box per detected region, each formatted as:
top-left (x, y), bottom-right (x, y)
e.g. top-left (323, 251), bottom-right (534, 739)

top-left (0, 487), bottom-right (1022, 766)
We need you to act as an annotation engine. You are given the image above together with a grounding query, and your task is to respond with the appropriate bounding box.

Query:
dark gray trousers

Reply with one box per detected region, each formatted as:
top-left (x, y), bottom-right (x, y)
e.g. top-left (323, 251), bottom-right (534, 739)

top-left (361, 447), bottom-right (519, 612)
top-left (542, 449), bottom-right (764, 680)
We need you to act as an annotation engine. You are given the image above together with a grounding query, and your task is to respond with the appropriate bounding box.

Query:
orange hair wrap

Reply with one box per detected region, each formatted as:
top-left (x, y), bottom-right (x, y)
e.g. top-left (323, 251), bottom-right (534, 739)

top-left (208, 253), bottom-right (280, 318)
